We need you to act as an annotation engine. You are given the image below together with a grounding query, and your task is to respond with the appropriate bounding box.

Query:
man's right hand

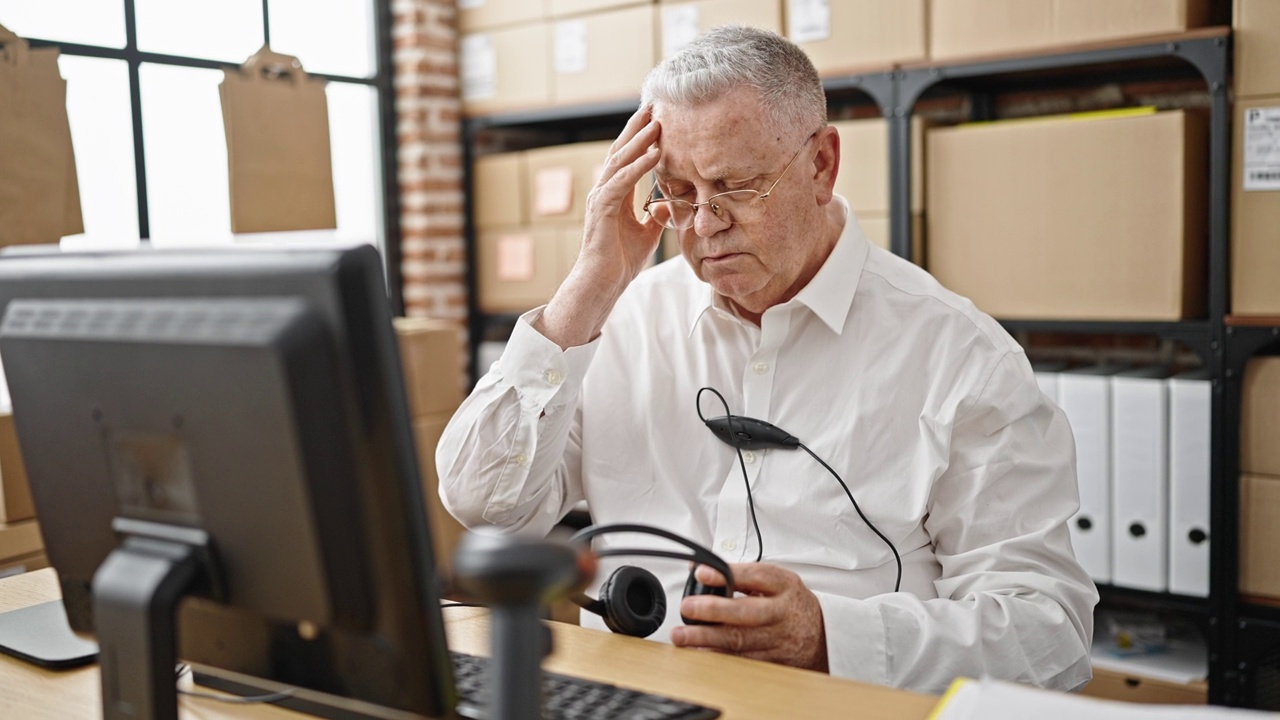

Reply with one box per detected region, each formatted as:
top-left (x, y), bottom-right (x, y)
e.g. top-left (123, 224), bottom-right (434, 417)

top-left (534, 106), bottom-right (665, 350)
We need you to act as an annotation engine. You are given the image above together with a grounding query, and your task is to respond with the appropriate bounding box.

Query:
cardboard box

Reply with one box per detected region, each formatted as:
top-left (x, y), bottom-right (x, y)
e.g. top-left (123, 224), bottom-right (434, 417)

top-left (790, 0), bottom-right (926, 75)
top-left (549, 0), bottom-right (649, 18)
top-left (658, 0), bottom-right (782, 60)
top-left (477, 226), bottom-right (582, 312)
top-left (525, 141), bottom-right (649, 226)
top-left (857, 213), bottom-right (924, 264)
top-left (459, 0), bottom-right (547, 32)
top-left (0, 519), bottom-right (43, 565)
top-left (1231, 96), bottom-right (1280, 315)
top-left (1241, 473), bottom-right (1280, 600)
top-left (551, 5), bottom-right (655, 106)
top-left (1234, 0), bottom-right (1280, 98)
top-left (929, 0), bottom-right (1210, 61)
top-left (1080, 667), bottom-right (1208, 704)
top-left (0, 413), bottom-right (34, 523)
top-left (412, 413), bottom-right (467, 582)
top-left (926, 109), bottom-right (1207, 321)
top-left (831, 117), bottom-right (924, 215)
top-left (393, 318), bottom-right (464, 418)
top-left (1242, 357), bottom-right (1280, 476)
top-left (461, 23), bottom-right (552, 117)
top-left (474, 152), bottom-right (527, 230)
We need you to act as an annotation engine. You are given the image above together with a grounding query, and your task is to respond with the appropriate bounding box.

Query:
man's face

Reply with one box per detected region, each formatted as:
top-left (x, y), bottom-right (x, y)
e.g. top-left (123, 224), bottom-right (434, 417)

top-left (652, 88), bottom-right (837, 318)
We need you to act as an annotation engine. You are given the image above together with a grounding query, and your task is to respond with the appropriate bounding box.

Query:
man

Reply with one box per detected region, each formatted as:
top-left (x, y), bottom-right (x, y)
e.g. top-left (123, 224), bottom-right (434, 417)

top-left (438, 26), bottom-right (1097, 694)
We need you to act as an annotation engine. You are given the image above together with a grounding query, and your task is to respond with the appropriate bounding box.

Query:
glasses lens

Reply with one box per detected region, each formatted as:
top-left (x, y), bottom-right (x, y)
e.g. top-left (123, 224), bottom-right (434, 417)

top-left (646, 200), bottom-right (682, 229)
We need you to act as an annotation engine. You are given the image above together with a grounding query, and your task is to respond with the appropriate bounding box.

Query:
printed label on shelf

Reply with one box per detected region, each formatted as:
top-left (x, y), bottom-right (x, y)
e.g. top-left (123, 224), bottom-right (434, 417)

top-left (554, 20), bottom-right (589, 75)
top-left (1244, 105), bottom-right (1280, 192)
top-left (457, 0), bottom-right (485, 9)
top-left (533, 166), bottom-right (574, 217)
top-left (497, 234), bottom-right (536, 281)
top-left (460, 34), bottom-right (496, 101)
top-left (662, 5), bottom-right (700, 59)
top-left (788, 0), bottom-right (831, 44)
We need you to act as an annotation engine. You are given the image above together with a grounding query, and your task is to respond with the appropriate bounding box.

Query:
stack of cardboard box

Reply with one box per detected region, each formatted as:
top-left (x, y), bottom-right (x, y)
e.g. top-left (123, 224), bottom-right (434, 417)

top-left (830, 117), bottom-right (924, 261)
top-left (0, 413), bottom-right (46, 577)
top-left (1231, 0), bottom-right (1280, 316)
top-left (474, 142), bottom-right (649, 314)
top-left (1240, 359), bottom-right (1280, 604)
top-left (393, 318), bottom-right (468, 582)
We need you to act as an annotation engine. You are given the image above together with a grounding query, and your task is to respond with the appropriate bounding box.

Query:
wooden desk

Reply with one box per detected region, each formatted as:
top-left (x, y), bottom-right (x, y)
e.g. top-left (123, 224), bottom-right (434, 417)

top-left (0, 569), bottom-right (939, 719)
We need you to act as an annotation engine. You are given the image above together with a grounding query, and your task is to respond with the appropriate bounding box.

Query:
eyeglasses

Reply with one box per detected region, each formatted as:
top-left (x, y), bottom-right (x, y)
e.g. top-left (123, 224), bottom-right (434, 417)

top-left (643, 132), bottom-right (817, 230)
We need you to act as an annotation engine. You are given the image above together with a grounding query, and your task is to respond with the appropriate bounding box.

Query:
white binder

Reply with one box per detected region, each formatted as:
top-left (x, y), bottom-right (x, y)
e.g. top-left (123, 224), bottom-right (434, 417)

top-left (1168, 369), bottom-right (1212, 597)
top-left (1058, 364), bottom-right (1126, 584)
top-left (1111, 366), bottom-right (1171, 592)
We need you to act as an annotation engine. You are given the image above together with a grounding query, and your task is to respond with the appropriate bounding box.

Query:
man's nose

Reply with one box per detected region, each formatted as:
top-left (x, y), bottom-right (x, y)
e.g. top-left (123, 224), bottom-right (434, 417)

top-left (693, 203), bottom-right (730, 238)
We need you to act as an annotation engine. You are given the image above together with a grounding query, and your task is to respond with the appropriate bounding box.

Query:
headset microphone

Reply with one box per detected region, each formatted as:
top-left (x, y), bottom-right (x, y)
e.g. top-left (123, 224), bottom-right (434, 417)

top-left (702, 415), bottom-right (800, 451)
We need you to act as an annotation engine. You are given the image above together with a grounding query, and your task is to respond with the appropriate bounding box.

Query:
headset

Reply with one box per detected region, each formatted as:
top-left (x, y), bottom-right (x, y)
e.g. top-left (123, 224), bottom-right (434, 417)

top-left (568, 523), bottom-right (734, 639)
top-left (568, 387), bottom-right (903, 640)
top-left (697, 387), bottom-right (903, 593)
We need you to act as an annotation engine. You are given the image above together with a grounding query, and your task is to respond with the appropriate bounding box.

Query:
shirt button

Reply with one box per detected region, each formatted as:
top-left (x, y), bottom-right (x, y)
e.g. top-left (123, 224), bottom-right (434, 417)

top-left (721, 539), bottom-right (737, 551)
top-left (743, 451), bottom-right (757, 464)
top-left (753, 362), bottom-right (769, 374)
top-left (544, 369), bottom-right (563, 385)
top-left (514, 453), bottom-right (529, 466)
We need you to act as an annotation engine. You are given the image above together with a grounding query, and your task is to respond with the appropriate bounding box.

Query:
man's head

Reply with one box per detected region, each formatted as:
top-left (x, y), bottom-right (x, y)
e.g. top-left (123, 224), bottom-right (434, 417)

top-left (640, 26), bottom-right (841, 321)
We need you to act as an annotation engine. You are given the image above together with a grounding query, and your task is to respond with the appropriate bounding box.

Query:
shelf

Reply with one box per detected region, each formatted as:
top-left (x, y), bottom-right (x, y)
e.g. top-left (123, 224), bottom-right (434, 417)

top-left (465, 98), bottom-right (641, 131)
top-left (897, 27), bottom-right (1229, 106)
top-left (999, 319), bottom-right (1212, 342)
top-left (1097, 584), bottom-right (1211, 617)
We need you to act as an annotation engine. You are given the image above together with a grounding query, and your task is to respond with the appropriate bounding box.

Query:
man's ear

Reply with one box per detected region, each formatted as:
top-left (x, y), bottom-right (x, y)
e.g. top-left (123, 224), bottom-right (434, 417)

top-left (811, 126), bottom-right (840, 205)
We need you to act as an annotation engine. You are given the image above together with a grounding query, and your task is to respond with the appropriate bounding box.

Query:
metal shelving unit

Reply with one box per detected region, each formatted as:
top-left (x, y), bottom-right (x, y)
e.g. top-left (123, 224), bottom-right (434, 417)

top-left (459, 27), bottom-right (1271, 707)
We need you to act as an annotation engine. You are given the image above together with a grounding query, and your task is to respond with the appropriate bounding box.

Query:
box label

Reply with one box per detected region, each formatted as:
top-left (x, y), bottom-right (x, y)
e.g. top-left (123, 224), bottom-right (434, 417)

top-left (1244, 106), bottom-right (1280, 192)
top-left (554, 20), bottom-right (589, 75)
top-left (662, 5), bottom-right (700, 59)
top-left (497, 235), bottom-right (536, 281)
top-left (788, 0), bottom-right (831, 44)
top-left (460, 34), bottom-right (496, 101)
top-left (533, 166), bottom-right (574, 217)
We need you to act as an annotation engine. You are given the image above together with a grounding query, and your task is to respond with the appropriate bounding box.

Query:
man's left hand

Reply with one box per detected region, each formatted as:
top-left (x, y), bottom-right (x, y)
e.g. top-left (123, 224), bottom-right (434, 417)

top-left (670, 562), bottom-right (829, 672)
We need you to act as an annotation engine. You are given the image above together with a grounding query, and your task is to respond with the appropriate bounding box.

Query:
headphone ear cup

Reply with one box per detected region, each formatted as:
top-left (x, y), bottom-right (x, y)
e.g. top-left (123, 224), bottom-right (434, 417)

top-left (597, 565), bottom-right (667, 639)
top-left (681, 565), bottom-right (730, 626)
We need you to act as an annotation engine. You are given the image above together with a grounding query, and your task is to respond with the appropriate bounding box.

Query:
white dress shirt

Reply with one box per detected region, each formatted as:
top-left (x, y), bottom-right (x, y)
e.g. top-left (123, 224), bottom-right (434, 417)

top-left (438, 199), bottom-right (1098, 694)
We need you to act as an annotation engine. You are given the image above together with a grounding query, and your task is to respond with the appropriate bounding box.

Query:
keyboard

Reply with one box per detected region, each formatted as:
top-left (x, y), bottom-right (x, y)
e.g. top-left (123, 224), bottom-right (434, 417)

top-left (450, 651), bottom-right (721, 720)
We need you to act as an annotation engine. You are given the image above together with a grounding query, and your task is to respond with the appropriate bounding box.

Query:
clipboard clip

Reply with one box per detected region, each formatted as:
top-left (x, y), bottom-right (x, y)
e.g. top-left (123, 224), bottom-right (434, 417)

top-left (241, 44), bottom-right (304, 83)
top-left (0, 23), bottom-right (30, 66)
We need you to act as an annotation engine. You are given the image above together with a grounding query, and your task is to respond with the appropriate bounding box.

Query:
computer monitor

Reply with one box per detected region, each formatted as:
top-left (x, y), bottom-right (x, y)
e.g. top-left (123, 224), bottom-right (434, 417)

top-left (0, 244), bottom-right (457, 719)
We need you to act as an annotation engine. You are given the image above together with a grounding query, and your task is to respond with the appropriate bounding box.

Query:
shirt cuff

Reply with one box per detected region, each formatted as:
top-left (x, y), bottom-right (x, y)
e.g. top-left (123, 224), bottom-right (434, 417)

top-left (499, 308), bottom-right (600, 413)
top-left (814, 590), bottom-right (889, 686)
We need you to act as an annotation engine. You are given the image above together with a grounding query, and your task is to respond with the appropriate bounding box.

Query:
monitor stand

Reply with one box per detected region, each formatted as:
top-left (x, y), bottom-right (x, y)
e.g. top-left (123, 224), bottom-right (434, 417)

top-left (0, 599), bottom-right (98, 668)
top-left (93, 525), bottom-right (213, 720)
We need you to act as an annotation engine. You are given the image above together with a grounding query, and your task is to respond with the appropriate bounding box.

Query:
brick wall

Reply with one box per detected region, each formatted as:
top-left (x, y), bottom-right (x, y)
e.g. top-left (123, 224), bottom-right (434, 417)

top-left (392, 0), bottom-right (467, 328)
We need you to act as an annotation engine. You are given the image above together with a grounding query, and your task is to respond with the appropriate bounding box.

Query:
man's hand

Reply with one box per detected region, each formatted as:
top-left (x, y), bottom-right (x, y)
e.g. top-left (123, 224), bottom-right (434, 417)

top-left (535, 106), bottom-right (664, 350)
top-left (670, 562), bottom-right (829, 672)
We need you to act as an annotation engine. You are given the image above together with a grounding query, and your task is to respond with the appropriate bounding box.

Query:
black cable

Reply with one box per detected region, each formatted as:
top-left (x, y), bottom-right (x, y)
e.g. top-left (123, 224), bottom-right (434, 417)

top-left (798, 442), bottom-right (903, 593)
top-left (696, 387), bottom-right (764, 562)
top-left (440, 602), bottom-right (486, 608)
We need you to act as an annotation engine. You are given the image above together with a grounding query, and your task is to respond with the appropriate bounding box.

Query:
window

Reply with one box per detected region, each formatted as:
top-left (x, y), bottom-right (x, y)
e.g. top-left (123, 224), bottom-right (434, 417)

top-left (0, 0), bottom-right (400, 307)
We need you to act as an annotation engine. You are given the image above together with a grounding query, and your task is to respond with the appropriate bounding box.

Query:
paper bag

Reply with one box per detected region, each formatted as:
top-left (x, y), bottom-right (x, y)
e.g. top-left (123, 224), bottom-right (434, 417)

top-left (0, 26), bottom-right (83, 246)
top-left (220, 46), bottom-right (336, 233)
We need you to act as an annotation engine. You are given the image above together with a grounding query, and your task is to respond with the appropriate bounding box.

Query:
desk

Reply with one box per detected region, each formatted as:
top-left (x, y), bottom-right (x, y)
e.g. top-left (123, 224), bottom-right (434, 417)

top-left (0, 569), bottom-right (940, 719)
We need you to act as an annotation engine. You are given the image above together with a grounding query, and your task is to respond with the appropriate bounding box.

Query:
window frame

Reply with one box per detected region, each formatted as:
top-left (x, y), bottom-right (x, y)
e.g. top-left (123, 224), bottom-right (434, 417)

top-left (23, 0), bottom-right (405, 314)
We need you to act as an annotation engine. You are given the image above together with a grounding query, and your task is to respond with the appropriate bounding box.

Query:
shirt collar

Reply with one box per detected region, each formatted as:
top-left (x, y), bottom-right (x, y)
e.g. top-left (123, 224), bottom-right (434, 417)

top-left (685, 195), bottom-right (868, 337)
